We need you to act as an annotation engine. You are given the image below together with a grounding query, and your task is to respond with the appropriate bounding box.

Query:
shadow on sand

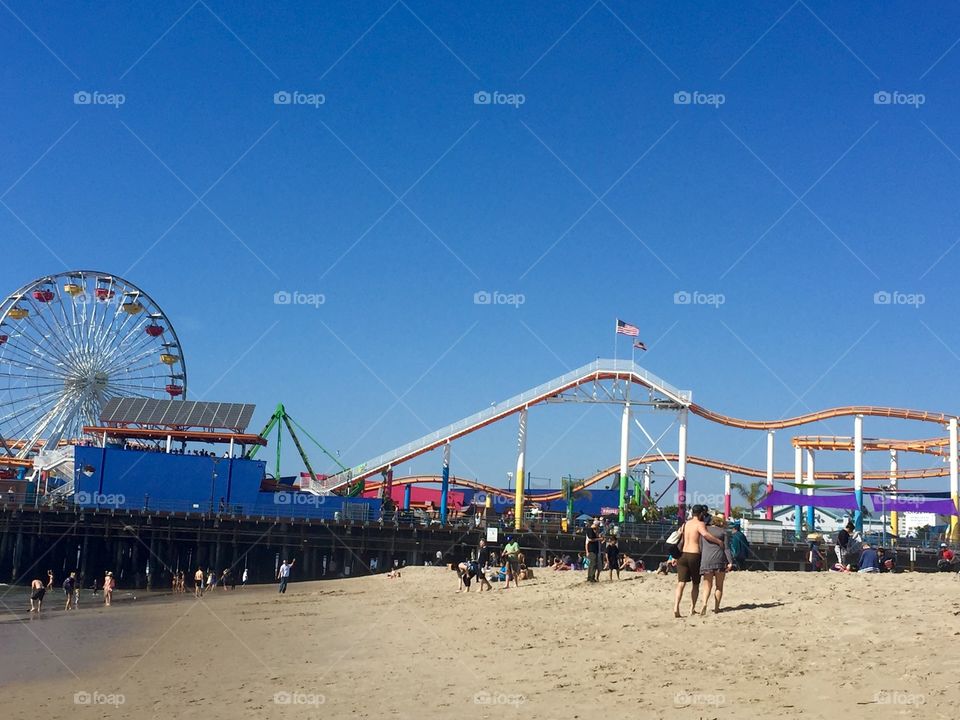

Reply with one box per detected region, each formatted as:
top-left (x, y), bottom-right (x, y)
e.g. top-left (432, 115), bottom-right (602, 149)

top-left (720, 601), bottom-right (785, 613)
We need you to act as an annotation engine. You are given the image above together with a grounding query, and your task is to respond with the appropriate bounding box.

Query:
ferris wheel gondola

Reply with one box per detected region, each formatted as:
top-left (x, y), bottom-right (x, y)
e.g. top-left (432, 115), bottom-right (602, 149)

top-left (0, 271), bottom-right (187, 458)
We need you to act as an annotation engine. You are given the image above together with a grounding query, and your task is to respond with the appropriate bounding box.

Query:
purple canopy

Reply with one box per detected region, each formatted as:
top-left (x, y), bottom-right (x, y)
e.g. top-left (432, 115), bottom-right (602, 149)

top-left (869, 495), bottom-right (958, 515)
top-left (755, 490), bottom-right (859, 510)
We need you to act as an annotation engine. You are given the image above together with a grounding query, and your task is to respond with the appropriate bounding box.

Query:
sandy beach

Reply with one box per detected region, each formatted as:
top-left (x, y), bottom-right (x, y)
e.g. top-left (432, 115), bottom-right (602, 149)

top-left (2, 567), bottom-right (958, 719)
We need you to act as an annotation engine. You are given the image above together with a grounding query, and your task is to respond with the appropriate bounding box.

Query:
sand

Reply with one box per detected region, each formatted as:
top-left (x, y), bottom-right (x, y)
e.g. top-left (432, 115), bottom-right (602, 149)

top-left (2, 567), bottom-right (959, 719)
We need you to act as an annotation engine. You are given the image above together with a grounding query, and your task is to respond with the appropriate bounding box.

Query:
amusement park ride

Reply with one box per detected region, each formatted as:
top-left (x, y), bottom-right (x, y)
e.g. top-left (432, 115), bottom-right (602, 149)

top-left (0, 270), bottom-right (958, 540)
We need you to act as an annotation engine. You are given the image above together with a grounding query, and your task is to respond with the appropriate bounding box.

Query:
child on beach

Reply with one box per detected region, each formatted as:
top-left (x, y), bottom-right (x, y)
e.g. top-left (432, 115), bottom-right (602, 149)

top-left (606, 537), bottom-right (621, 581)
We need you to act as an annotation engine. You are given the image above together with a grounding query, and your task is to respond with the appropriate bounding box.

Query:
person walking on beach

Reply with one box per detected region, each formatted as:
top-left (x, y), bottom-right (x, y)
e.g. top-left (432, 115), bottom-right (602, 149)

top-left (29, 577), bottom-right (45, 613)
top-left (502, 536), bottom-right (521, 589)
top-left (103, 571), bottom-right (115, 606)
top-left (585, 519), bottom-right (602, 583)
top-left (242, 568), bottom-right (248, 587)
top-left (63, 571), bottom-right (78, 611)
top-left (698, 514), bottom-right (733, 615)
top-left (46, 569), bottom-right (55, 592)
top-left (277, 558), bottom-right (295, 594)
top-left (673, 505), bottom-right (724, 618)
top-left (728, 521), bottom-right (750, 570)
top-left (194, 568), bottom-right (205, 597)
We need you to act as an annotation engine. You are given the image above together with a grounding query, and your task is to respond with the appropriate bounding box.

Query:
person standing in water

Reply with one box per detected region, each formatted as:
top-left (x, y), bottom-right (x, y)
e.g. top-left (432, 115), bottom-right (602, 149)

top-left (103, 571), bottom-right (115, 606)
top-left (29, 577), bottom-right (46, 613)
top-left (673, 505), bottom-right (724, 618)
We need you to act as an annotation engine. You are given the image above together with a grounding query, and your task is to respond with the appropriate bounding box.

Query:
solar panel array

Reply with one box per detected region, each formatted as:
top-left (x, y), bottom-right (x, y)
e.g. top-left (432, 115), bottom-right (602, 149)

top-left (100, 398), bottom-right (256, 432)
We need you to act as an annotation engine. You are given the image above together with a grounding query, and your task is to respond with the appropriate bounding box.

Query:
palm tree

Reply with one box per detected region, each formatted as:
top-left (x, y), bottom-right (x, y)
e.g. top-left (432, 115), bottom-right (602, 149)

top-left (730, 481), bottom-right (767, 517)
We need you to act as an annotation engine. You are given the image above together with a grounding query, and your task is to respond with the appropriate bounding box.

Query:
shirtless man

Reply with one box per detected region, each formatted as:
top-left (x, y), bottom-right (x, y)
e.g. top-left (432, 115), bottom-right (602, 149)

top-left (673, 505), bottom-right (724, 618)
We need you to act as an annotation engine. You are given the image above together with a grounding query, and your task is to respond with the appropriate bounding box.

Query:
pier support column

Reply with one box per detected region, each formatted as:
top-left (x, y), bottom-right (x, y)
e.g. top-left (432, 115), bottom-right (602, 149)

top-left (514, 408), bottom-right (527, 531)
top-left (889, 449), bottom-right (898, 542)
top-left (950, 418), bottom-right (958, 540)
top-left (440, 445), bottom-right (451, 525)
top-left (854, 415), bottom-right (864, 531)
top-left (618, 403), bottom-right (630, 522)
top-left (805, 449), bottom-right (816, 532)
top-left (723, 472), bottom-right (732, 519)
top-left (794, 446), bottom-right (802, 539)
top-left (677, 409), bottom-right (688, 520)
top-left (765, 431), bottom-right (775, 520)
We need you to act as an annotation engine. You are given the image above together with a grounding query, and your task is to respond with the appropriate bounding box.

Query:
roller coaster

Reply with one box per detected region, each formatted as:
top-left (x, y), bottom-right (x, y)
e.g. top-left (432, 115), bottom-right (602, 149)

top-left (299, 359), bottom-right (959, 537)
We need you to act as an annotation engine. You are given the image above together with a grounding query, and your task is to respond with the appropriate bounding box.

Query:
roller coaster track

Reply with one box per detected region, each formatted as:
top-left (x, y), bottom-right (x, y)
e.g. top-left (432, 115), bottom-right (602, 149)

top-left (689, 404), bottom-right (953, 430)
top-left (792, 435), bottom-right (951, 456)
top-left (321, 358), bottom-right (959, 495)
top-left (367, 454), bottom-right (951, 503)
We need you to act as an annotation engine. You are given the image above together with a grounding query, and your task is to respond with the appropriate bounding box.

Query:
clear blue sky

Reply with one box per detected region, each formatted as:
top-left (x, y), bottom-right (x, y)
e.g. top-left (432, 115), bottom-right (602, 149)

top-left (4, 1), bottom-right (960, 502)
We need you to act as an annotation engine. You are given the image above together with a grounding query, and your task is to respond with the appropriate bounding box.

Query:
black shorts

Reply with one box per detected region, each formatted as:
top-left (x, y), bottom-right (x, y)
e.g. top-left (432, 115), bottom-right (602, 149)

top-left (676, 553), bottom-right (701, 584)
top-left (31, 587), bottom-right (45, 601)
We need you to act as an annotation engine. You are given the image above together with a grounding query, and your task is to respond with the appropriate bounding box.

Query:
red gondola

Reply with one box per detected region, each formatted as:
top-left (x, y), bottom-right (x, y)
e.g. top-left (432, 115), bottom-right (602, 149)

top-left (165, 384), bottom-right (184, 397)
top-left (0, 335), bottom-right (7, 345)
top-left (0, 468), bottom-right (15, 480)
top-left (32, 289), bottom-right (54, 302)
top-left (145, 324), bottom-right (164, 337)
top-left (95, 288), bottom-right (115, 301)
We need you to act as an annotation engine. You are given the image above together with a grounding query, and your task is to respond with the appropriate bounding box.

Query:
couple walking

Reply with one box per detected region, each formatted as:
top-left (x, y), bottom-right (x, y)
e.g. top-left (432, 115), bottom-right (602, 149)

top-left (672, 505), bottom-right (734, 618)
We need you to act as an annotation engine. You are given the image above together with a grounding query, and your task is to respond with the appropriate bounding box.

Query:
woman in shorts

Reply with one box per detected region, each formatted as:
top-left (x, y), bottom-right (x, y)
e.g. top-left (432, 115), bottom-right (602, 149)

top-left (698, 514), bottom-right (733, 615)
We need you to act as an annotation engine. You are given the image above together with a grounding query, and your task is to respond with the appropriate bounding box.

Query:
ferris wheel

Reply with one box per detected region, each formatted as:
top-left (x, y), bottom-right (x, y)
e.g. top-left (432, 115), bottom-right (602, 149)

top-left (0, 271), bottom-right (187, 459)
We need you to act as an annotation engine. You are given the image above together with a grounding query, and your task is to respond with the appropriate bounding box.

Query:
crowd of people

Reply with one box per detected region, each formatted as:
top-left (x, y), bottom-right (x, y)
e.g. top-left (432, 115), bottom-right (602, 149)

top-left (28, 568), bottom-right (115, 613)
top-left (809, 521), bottom-right (899, 573)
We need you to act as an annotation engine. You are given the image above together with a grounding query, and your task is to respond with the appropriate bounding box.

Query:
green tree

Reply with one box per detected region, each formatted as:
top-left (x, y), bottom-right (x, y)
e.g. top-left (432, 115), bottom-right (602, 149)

top-left (730, 481), bottom-right (767, 517)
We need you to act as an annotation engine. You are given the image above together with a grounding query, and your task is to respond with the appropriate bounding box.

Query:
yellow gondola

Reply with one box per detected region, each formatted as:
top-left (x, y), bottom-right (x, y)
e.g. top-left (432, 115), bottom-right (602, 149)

top-left (7, 307), bottom-right (29, 320)
top-left (63, 283), bottom-right (83, 296)
top-left (160, 353), bottom-right (179, 365)
top-left (122, 302), bottom-right (144, 315)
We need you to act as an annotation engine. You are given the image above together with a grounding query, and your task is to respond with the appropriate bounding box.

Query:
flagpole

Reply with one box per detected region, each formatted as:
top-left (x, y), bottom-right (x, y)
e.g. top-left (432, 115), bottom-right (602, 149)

top-left (613, 319), bottom-right (618, 372)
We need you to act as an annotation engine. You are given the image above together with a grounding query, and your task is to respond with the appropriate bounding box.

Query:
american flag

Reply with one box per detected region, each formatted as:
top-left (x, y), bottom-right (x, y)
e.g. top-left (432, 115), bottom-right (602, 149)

top-left (633, 340), bottom-right (647, 351)
top-left (616, 319), bottom-right (639, 336)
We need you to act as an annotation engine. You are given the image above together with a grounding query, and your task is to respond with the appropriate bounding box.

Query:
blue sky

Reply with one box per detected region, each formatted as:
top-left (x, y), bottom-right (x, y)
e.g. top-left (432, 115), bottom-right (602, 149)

top-left (4, 1), bottom-right (960, 502)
